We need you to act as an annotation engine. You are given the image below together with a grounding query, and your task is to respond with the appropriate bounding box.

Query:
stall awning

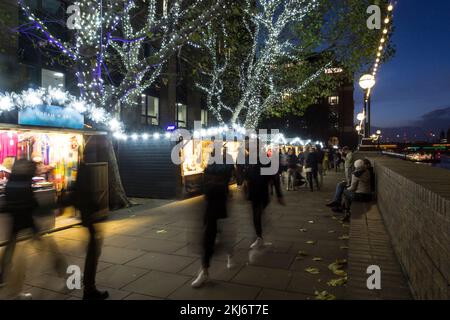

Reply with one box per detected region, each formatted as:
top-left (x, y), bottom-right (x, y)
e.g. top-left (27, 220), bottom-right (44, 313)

top-left (0, 123), bottom-right (108, 136)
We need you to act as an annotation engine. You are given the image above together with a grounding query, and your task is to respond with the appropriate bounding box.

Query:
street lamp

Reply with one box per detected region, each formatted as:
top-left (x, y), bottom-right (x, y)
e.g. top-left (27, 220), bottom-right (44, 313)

top-left (359, 74), bottom-right (376, 138)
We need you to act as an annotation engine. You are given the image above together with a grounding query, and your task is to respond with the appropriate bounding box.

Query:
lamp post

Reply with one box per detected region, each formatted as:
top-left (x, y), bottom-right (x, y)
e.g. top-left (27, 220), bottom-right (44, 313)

top-left (359, 74), bottom-right (376, 138)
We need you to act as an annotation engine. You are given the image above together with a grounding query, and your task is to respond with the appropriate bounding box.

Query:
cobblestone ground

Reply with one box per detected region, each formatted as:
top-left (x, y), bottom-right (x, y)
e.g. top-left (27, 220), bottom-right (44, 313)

top-left (1, 171), bottom-right (353, 300)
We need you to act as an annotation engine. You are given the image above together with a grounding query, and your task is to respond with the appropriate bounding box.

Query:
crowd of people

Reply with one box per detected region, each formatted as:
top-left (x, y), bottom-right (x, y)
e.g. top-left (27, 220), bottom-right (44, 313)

top-left (0, 139), bottom-right (376, 297)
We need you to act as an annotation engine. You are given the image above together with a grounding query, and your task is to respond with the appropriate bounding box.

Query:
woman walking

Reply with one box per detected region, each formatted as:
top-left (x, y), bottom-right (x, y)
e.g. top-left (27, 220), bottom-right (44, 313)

top-left (192, 148), bottom-right (234, 288)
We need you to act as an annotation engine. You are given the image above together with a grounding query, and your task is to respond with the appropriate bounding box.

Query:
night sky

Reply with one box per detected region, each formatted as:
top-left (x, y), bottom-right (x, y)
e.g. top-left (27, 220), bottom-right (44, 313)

top-left (354, 0), bottom-right (450, 130)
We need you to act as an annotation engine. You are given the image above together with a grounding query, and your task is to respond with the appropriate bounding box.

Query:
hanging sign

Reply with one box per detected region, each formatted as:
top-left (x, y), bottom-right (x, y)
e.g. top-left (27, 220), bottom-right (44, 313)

top-left (18, 105), bottom-right (84, 129)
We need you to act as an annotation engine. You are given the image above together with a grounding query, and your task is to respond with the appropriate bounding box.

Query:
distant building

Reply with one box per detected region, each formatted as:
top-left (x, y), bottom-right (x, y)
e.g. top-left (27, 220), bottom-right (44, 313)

top-left (261, 70), bottom-right (358, 148)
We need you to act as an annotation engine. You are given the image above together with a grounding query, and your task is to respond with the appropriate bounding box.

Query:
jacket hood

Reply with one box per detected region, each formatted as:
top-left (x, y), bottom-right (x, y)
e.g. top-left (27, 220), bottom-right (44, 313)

top-left (353, 168), bottom-right (369, 181)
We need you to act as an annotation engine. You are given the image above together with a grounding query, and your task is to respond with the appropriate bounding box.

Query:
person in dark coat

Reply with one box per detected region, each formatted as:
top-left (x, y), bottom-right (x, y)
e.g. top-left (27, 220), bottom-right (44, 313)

top-left (0, 159), bottom-right (67, 299)
top-left (245, 143), bottom-right (285, 249)
top-left (192, 148), bottom-right (234, 288)
top-left (305, 146), bottom-right (320, 191)
top-left (71, 162), bottom-right (108, 300)
top-left (0, 160), bottom-right (38, 294)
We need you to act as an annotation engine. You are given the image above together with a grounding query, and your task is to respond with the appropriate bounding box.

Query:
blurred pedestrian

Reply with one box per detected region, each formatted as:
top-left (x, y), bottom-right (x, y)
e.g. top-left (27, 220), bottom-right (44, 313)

top-left (316, 145), bottom-right (325, 187)
top-left (245, 142), bottom-right (285, 249)
top-left (71, 161), bottom-right (108, 300)
top-left (0, 159), bottom-right (66, 299)
top-left (305, 146), bottom-right (320, 192)
top-left (192, 148), bottom-right (234, 288)
top-left (323, 150), bottom-right (329, 176)
top-left (286, 148), bottom-right (298, 191)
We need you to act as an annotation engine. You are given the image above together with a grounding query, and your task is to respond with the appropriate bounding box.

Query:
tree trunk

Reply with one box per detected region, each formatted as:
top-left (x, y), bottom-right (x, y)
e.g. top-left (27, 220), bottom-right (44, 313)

top-left (105, 136), bottom-right (131, 210)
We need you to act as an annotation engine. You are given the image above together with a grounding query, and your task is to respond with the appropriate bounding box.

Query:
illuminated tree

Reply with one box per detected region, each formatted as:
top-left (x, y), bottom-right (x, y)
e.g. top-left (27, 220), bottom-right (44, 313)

top-left (194, 0), bottom-right (394, 128)
top-left (17, 0), bottom-right (228, 208)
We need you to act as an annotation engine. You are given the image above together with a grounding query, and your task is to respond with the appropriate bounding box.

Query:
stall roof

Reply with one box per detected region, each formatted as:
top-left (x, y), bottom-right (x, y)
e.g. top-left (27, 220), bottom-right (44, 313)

top-left (0, 123), bottom-right (108, 136)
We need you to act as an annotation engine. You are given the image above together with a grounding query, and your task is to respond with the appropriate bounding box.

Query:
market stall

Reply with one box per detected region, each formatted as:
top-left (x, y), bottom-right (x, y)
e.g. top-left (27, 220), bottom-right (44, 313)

top-left (181, 139), bottom-right (242, 194)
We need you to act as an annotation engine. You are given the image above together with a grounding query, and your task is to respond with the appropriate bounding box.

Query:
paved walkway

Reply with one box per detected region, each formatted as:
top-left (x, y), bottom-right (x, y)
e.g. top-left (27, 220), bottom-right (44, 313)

top-left (0, 170), bottom-right (403, 300)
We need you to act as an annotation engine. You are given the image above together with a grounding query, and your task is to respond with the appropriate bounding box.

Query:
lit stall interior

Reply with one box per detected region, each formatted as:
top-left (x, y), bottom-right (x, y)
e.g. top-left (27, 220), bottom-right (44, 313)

top-left (0, 129), bottom-right (84, 231)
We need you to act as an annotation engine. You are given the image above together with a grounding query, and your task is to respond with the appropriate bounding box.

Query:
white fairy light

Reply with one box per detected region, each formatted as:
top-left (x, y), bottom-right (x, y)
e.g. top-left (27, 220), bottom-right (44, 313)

top-left (0, 94), bottom-right (14, 111)
top-left (109, 118), bottom-right (121, 131)
top-left (22, 88), bottom-right (43, 107)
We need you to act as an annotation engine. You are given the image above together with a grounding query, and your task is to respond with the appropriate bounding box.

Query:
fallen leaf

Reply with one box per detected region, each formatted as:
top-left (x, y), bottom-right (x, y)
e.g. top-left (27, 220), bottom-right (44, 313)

top-left (298, 251), bottom-right (308, 256)
top-left (331, 216), bottom-right (338, 220)
top-left (341, 224), bottom-right (349, 228)
top-left (305, 267), bottom-right (320, 274)
top-left (299, 228), bottom-right (307, 232)
top-left (308, 220), bottom-right (315, 224)
top-left (315, 290), bottom-right (336, 300)
top-left (306, 240), bottom-right (316, 245)
top-left (338, 235), bottom-right (349, 240)
top-left (340, 246), bottom-right (349, 250)
top-left (312, 257), bottom-right (323, 261)
top-left (328, 259), bottom-right (348, 277)
top-left (328, 230), bottom-right (335, 233)
top-left (327, 277), bottom-right (347, 287)
top-left (333, 270), bottom-right (347, 277)
top-left (156, 229), bottom-right (167, 234)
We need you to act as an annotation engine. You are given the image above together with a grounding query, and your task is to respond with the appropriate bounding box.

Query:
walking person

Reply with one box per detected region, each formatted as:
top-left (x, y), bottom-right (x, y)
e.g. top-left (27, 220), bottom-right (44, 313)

top-left (305, 146), bottom-right (320, 192)
top-left (334, 150), bottom-right (342, 172)
top-left (286, 148), bottom-right (298, 191)
top-left (323, 150), bottom-right (329, 176)
top-left (71, 161), bottom-right (108, 300)
top-left (279, 147), bottom-right (288, 187)
top-left (245, 143), bottom-right (285, 249)
top-left (0, 159), bottom-right (66, 299)
top-left (192, 148), bottom-right (234, 288)
top-left (316, 145), bottom-right (325, 187)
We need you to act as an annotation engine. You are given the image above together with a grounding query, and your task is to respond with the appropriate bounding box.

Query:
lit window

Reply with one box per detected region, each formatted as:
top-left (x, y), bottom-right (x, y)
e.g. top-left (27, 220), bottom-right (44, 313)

top-left (201, 109), bottom-right (208, 127)
top-left (176, 103), bottom-right (187, 128)
top-left (41, 68), bottom-right (65, 90)
top-left (328, 96), bottom-right (339, 105)
top-left (141, 95), bottom-right (159, 126)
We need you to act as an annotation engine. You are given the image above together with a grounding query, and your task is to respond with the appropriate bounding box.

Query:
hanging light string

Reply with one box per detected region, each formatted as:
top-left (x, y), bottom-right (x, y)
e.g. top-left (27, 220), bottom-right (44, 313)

top-left (356, 2), bottom-right (394, 133)
top-left (371, 2), bottom-right (395, 85)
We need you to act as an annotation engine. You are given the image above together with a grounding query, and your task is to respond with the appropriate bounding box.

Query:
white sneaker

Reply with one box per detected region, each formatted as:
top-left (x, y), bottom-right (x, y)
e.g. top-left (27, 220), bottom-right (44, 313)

top-left (191, 270), bottom-right (208, 288)
top-left (250, 237), bottom-right (264, 249)
top-left (16, 293), bottom-right (33, 300)
top-left (226, 255), bottom-right (235, 269)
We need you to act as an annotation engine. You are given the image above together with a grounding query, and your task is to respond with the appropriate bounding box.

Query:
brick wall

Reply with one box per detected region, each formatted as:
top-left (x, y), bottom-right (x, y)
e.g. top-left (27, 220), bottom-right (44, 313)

top-left (370, 156), bottom-right (450, 299)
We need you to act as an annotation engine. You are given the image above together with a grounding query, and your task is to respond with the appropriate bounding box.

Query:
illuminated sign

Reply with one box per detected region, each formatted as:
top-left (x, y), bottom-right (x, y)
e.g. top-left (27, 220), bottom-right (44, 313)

top-left (19, 105), bottom-right (84, 129)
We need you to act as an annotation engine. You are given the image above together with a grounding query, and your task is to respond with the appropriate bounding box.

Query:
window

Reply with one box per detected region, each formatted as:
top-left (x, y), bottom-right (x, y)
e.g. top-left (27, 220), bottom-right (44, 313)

top-left (141, 95), bottom-right (159, 126)
top-left (201, 109), bottom-right (208, 127)
top-left (176, 103), bottom-right (187, 128)
top-left (328, 96), bottom-right (339, 105)
top-left (41, 68), bottom-right (65, 90)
